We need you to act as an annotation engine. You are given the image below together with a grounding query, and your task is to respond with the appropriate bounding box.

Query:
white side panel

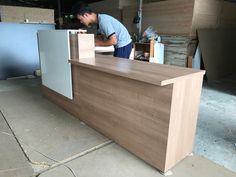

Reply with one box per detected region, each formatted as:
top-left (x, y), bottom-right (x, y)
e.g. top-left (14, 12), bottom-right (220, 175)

top-left (150, 42), bottom-right (164, 64)
top-left (38, 30), bottom-right (73, 99)
top-left (193, 45), bottom-right (201, 69)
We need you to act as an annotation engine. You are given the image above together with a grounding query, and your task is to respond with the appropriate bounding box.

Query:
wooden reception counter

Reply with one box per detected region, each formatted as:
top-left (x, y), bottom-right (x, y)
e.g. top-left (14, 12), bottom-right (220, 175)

top-left (42, 54), bottom-right (205, 172)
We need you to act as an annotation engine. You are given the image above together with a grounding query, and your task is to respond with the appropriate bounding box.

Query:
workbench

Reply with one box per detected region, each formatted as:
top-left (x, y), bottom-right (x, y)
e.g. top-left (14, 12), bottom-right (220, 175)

top-left (41, 53), bottom-right (205, 172)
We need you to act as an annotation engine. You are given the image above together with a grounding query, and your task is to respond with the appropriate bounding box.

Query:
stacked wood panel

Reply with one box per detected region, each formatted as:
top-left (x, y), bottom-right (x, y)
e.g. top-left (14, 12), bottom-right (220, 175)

top-left (123, 0), bottom-right (195, 36)
top-left (198, 29), bottom-right (236, 80)
top-left (122, 0), bottom-right (236, 67)
top-left (121, 0), bottom-right (236, 37)
top-left (89, 0), bottom-right (137, 21)
top-left (191, 0), bottom-right (236, 36)
top-left (0, 5), bottom-right (54, 23)
top-left (220, 1), bottom-right (236, 28)
top-left (122, 0), bottom-right (196, 67)
top-left (161, 36), bottom-right (190, 67)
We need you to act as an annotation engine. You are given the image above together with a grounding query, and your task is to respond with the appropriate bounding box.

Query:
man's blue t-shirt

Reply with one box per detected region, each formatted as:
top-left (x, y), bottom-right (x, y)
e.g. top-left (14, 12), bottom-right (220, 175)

top-left (97, 14), bottom-right (132, 48)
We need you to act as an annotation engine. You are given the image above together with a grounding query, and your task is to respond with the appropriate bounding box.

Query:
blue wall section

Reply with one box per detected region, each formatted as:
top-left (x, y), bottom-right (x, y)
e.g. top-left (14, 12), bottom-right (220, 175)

top-left (0, 22), bottom-right (55, 79)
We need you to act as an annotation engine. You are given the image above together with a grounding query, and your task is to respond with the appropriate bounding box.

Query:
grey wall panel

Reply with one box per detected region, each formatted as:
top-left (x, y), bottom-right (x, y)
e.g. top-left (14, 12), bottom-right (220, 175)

top-left (0, 22), bottom-right (55, 80)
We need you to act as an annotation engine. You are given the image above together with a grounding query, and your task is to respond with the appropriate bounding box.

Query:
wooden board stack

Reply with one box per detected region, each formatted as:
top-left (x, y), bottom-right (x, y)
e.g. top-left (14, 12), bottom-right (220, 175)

top-left (89, 0), bottom-right (137, 21)
top-left (122, 0), bottom-right (236, 37)
top-left (123, 0), bottom-right (195, 36)
top-left (122, 0), bottom-right (236, 68)
top-left (0, 5), bottom-right (54, 23)
top-left (161, 36), bottom-right (190, 67)
top-left (122, 0), bottom-right (196, 67)
top-left (160, 35), bottom-right (197, 67)
top-left (198, 29), bottom-right (236, 81)
top-left (191, 0), bottom-right (236, 36)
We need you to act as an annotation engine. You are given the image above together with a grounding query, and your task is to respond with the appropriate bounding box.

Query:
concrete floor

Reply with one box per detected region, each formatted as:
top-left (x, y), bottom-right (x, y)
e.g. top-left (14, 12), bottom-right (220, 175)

top-left (0, 113), bottom-right (33, 177)
top-left (194, 74), bottom-right (236, 172)
top-left (0, 76), bottom-right (235, 177)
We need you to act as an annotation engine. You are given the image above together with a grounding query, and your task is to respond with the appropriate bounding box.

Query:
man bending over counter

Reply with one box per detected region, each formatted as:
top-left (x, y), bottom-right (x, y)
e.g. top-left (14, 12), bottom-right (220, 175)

top-left (72, 1), bottom-right (132, 59)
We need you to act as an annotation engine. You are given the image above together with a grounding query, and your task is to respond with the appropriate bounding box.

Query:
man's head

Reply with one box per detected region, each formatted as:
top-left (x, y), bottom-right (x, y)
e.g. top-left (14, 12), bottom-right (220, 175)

top-left (72, 1), bottom-right (95, 26)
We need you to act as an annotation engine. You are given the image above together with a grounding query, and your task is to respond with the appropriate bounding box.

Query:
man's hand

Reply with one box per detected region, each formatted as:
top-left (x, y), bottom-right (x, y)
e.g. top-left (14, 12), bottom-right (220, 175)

top-left (95, 34), bottom-right (117, 46)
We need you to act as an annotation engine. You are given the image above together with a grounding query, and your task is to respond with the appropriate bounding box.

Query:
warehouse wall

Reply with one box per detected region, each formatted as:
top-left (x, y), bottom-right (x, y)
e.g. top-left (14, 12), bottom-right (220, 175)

top-left (0, 22), bottom-right (54, 80)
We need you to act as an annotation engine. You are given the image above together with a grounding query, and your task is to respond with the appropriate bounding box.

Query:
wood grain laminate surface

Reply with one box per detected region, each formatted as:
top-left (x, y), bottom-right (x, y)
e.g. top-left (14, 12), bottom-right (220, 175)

top-left (70, 54), bottom-right (205, 86)
top-left (43, 55), bottom-right (205, 172)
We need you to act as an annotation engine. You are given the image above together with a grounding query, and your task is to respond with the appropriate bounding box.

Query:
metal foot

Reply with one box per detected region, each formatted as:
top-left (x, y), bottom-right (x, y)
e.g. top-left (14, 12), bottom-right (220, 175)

top-left (160, 170), bottom-right (173, 176)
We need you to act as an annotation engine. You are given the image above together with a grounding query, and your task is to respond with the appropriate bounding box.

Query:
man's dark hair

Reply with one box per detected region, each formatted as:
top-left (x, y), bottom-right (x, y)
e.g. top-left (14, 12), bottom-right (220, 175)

top-left (72, 1), bottom-right (93, 16)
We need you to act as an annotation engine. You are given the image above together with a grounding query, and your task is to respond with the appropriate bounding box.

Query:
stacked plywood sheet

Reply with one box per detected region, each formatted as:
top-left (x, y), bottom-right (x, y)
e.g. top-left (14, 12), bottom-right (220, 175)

top-left (89, 0), bottom-right (137, 21)
top-left (122, 0), bottom-right (236, 37)
top-left (198, 29), bottom-right (236, 80)
top-left (89, 0), bottom-right (137, 10)
top-left (191, 0), bottom-right (222, 36)
top-left (0, 5), bottom-right (54, 23)
top-left (123, 0), bottom-right (195, 36)
top-left (122, 0), bottom-right (236, 67)
top-left (191, 0), bottom-right (236, 36)
top-left (219, 1), bottom-right (236, 28)
top-left (160, 36), bottom-right (197, 67)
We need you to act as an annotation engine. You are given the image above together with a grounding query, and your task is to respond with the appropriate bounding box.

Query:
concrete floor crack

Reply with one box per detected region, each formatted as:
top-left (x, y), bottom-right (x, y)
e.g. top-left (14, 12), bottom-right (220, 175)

top-left (35, 140), bottom-right (113, 177)
top-left (0, 110), bottom-right (54, 176)
top-left (19, 141), bottom-right (76, 177)
top-left (0, 110), bottom-right (32, 163)
top-left (0, 130), bottom-right (13, 136)
top-left (0, 109), bottom-right (113, 177)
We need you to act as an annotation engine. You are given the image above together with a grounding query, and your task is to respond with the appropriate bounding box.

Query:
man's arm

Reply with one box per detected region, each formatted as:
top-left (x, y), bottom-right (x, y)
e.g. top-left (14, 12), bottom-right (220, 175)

top-left (95, 34), bottom-right (117, 46)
